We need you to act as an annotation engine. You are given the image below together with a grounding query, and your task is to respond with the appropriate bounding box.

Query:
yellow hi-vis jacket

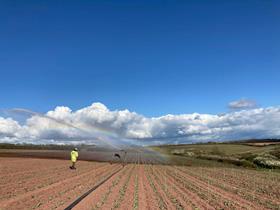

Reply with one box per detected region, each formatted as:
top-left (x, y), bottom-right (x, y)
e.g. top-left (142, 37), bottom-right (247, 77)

top-left (71, 150), bottom-right (78, 162)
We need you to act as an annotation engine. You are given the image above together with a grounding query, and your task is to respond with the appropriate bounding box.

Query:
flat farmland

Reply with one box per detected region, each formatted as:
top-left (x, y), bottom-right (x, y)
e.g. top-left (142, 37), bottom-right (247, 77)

top-left (0, 158), bottom-right (121, 210)
top-left (74, 164), bottom-right (280, 210)
top-left (1, 157), bottom-right (280, 210)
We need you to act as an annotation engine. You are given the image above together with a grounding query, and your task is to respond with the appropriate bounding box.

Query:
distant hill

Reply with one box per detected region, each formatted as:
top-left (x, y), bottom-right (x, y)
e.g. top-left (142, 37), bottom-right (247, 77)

top-left (151, 139), bottom-right (280, 169)
top-left (228, 138), bottom-right (280, 144)
top-left (154, 138), bottom-right (280, 147)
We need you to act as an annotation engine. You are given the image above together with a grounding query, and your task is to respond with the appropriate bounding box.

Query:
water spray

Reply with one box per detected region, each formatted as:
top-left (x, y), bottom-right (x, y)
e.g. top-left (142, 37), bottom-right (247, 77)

top-left (0, 107), bottom-right (168, 164)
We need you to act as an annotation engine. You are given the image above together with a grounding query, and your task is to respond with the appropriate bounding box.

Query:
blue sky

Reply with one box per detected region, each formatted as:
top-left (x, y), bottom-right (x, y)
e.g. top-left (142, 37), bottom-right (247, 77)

top-left (0, 0), bottom-right (279, 117)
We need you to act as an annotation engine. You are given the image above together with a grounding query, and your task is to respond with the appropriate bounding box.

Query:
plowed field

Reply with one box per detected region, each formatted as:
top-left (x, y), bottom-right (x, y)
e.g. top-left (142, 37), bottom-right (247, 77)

top-left (0, 158), bottom-right (120, 210)
top-left (0, 157), bottom-right (279, 210)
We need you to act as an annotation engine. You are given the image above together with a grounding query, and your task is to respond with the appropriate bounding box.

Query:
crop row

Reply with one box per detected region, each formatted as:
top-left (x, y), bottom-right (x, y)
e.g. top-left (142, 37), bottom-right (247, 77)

top-left (176, 166), bottom-right (280, 209)
top-left (0, 159), bottom-right (120, 210)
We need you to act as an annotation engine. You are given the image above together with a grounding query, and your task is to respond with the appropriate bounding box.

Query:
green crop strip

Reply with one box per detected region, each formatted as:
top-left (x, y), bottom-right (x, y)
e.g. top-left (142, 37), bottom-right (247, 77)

top-left (112, 165), bottom-right (134, 209)
top-left (145, 165), bottom-right (167, 210)
top-left (92, 167), bottom-right (129, 210)
top-left (133, 173), bottom-right (139, 210)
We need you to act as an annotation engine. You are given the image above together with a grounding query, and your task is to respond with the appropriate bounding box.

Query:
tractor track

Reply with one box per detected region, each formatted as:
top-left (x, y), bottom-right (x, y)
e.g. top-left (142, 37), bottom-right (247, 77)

top-left (64, 165), bottom-right (124, 210)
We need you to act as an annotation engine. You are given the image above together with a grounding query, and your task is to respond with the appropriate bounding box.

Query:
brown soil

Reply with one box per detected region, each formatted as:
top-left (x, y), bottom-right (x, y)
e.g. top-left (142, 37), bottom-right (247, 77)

top-left (0, 158), bottom-right (118, 210)
top-left (1, 157), bottom-right (280, 210)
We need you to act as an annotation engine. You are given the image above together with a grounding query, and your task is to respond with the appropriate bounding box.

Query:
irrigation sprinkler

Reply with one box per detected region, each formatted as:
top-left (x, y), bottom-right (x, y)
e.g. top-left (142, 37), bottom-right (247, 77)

top-left (120, 150), bottom-right (128, 166)
top-left (114, 153), bottom-right (121, 159)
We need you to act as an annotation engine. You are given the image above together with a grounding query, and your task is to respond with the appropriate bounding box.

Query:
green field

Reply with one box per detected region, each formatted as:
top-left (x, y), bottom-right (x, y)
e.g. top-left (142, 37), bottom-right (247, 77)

top-left (151, 141), bottom-right (280, 169)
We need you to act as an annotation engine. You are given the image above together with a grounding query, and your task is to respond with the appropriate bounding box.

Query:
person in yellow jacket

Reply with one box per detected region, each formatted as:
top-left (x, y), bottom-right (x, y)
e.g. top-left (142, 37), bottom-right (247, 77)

top-left (70, 148), bottom-right (79, 170)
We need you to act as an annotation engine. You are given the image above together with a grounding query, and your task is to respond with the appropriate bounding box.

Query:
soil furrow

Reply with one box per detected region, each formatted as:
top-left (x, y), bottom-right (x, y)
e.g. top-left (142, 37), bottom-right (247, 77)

top-left (153, 166), bottom-right (208, 210)
top-left (118, 165), bottom-right (138, 209)
top-left (0, 164), bottom-right (117, 209)
top-left (0, 163), bottom-right (107, 200)
top-left (144, 165), bottom-right (169, 210)
top-left (73, 165), bottom-right (133, 210)
top-left (168, 166), bottom-right (264, 209)
top-left (111, 165), bottom-right (135, 209)
top-left (148, 166), bottom-right (181, 210)
top-left (138, 164), bottom-right (159, 210)
top-left (178, 166), bottom-right (280, 209)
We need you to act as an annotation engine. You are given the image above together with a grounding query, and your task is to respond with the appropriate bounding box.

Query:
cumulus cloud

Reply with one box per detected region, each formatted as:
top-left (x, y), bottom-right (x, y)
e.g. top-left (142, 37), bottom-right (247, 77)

top-left (0, 102), bottom-right (280, 145)
top-left (0, 117), bottom-right (21, 138)
top-left (228, 98), bottom-right (257, 110)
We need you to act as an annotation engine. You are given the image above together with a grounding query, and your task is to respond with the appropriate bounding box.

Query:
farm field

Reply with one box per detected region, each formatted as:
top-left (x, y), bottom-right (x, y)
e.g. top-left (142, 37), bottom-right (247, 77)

top-left (0, 158), bottom-right (120, 210)
top-left (151, 142), bottom-right (280, 169)
top-left (0, 156), bottom-right (280, 210)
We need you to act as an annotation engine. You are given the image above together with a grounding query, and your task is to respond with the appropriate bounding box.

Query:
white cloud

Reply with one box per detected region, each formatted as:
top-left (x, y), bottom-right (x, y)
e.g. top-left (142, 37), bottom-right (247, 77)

top-left (0, 117), bottom-right (21, 138)
top-left (1, 102), bottom-right (280, 145)
top-left (228, 98), bottom-right (257, 110)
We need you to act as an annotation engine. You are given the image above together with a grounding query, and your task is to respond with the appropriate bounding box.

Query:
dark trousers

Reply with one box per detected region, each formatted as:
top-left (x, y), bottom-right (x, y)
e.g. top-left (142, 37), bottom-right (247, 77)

top-left (70, 161), bottom-right (76, 169)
